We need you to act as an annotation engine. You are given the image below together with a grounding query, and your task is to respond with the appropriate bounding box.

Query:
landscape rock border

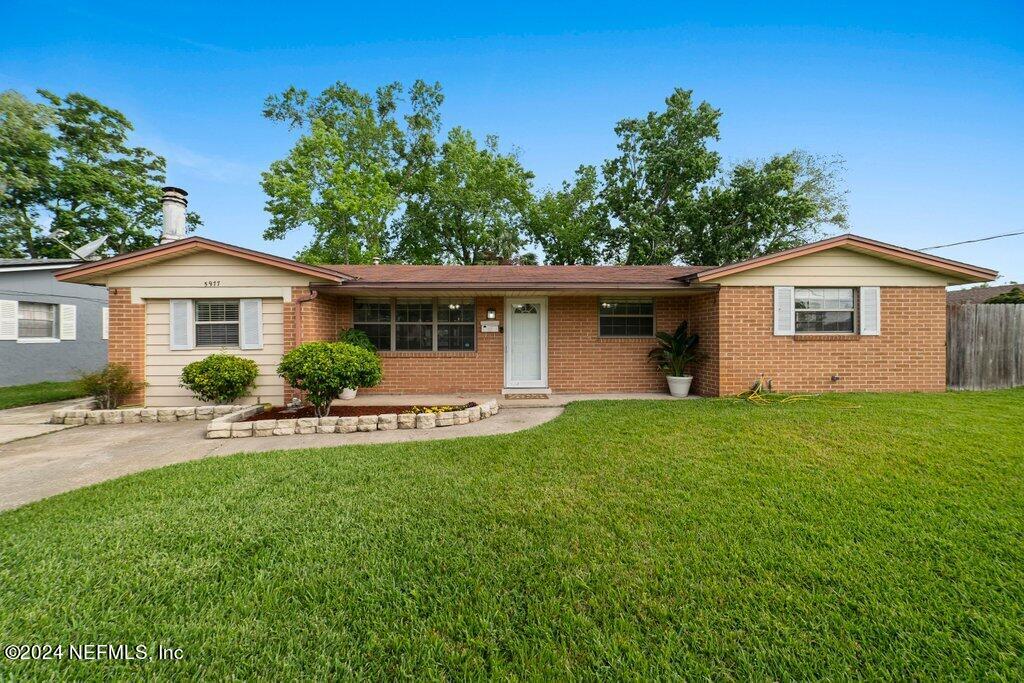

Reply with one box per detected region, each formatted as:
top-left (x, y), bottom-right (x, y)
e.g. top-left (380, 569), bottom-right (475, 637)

top-left (205, 400), bottom-right (500, 439)
top-left (51, 400), bottom-right (252, 426)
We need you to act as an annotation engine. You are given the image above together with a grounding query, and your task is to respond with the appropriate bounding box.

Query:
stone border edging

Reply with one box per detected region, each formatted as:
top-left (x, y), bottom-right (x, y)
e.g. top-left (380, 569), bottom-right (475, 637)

top-left (51, 401), bottom-right (251, 426)
top-left (205, 400), bottom-right (500, 439)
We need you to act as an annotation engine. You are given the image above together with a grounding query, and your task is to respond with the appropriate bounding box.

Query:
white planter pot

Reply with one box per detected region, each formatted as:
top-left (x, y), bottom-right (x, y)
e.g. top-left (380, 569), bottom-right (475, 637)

top-left (665, 375), bottom-right (692, 397)
top-left (340, 387), bottom-right (358, 400)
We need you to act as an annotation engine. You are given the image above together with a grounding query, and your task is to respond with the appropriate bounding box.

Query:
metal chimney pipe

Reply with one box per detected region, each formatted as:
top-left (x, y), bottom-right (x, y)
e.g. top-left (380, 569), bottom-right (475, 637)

top-left (160, 186), bottom-right (188, 243)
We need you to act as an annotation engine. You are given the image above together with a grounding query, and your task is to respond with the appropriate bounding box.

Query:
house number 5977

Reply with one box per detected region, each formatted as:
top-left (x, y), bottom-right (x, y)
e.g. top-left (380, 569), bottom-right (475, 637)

top-left (204, 280), bottom-right (221, 287)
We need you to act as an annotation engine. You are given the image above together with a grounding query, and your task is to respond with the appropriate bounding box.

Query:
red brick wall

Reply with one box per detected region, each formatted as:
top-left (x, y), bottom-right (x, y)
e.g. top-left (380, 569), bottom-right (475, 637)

top-left (283, 287), bottom-right (344, 402)
top-left (347, 296), bottom-right (506, 394)
top-left (107, 287), bottom-right (146, 405)
top-left (323, 294), bottom-right (712, 395)
top-left (686, 291), bottom-right (720, 396)
top-left (716, 286), bottom-right (947, 395)
top-left (547, 296), bottom-right (691, 393)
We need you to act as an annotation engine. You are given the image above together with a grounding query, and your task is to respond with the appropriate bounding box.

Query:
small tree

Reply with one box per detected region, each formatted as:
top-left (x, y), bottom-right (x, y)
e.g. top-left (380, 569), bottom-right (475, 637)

top-left (180, 355), bottom-right (259, 404)
top-left (277, 342), bottom-right (382, 417)
top-left (77, 363), bottom-right (141, 409)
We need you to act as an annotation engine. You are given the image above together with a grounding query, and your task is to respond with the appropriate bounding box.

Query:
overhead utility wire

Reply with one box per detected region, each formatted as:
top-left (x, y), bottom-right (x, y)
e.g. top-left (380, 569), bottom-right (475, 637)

top-left (919, 230), bottom-right (1024, 251)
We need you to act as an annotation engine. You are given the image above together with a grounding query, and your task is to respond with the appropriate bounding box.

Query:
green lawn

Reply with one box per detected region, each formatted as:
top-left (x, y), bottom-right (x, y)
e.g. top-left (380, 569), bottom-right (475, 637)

top-left (2, 391), bottom-right (1023, 679)
top-left (0, 380), bottom-right (86, 410)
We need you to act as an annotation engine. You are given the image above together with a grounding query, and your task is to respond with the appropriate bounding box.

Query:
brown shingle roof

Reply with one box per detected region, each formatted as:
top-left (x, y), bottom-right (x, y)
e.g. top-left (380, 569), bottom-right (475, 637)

top-left (324, 264), bottom-right (709, 287)
top-left (947, 284), bottom-right (1023, 304)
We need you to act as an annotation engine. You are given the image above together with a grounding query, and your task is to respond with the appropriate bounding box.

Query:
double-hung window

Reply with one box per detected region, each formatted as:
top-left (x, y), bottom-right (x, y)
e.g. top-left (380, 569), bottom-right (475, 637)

top-left (194, 300), bottom-right (240, 347)
top-left (598, 299), bottom-right (655, 337)
top-left (17, 302), bottom-right (58, 339)
top-left (794, 288), bottom-right (856, 334)
top-left (354, 299), bottom-right (476, 351)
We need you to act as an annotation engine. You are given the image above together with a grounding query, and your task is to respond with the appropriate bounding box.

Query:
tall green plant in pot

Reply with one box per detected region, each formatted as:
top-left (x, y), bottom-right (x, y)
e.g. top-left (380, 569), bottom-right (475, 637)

top-left (338, 328), bottom-right (378, 399)
top-left (648, 321), bottom-right (701, 397)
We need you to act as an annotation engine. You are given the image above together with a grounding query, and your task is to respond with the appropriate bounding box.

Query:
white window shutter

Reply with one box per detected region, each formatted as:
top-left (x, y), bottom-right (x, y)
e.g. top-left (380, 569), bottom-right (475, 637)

top-left (169, 299), bottom-right (194, 350)
top-left (860, 286), bottom-right (881, 335)
top-left (239, 299), bottom-right (263, 350)
top-left (59, 304), bottom-right (76, 340)
top-left (0, 300), bottom-right (16, 340)
top-left (101, 307), bottom-right (109, 340)
top-left (773, 287), bottom-right (795, 336)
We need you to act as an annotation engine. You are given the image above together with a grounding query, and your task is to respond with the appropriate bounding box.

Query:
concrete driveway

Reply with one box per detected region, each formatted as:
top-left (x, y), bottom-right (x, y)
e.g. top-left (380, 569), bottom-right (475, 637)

top-left (0, 403), bottom-right (562, 513)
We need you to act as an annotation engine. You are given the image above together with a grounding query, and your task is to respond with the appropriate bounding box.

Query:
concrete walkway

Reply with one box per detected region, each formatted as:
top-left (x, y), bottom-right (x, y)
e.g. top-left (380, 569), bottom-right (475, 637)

top-left (0, 399), bottom-right (80, 445)
top-left (0, 404), bottom-right (563, 512)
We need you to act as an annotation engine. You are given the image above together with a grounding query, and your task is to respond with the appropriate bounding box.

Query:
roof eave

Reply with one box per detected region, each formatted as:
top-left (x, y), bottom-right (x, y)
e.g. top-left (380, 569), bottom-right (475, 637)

top-left (55, 237), bottom-right (349, 284)
top-left (683, 234), bottom-right (998, 284)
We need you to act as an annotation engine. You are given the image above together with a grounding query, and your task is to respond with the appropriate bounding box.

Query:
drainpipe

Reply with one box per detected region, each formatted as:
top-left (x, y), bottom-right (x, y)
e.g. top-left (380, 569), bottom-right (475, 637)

top-left (293, 289), bottom-right (318, 346)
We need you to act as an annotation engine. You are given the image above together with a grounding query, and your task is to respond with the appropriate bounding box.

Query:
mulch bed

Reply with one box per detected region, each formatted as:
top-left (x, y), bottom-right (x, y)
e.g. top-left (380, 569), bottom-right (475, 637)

top-left (259, 402), bottom-right (476, 420)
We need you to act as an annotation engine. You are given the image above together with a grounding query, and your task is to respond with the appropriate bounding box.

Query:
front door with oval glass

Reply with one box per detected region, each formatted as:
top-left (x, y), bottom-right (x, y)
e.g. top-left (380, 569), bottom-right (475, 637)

top-left (504, 298), bottom-right (548, 389)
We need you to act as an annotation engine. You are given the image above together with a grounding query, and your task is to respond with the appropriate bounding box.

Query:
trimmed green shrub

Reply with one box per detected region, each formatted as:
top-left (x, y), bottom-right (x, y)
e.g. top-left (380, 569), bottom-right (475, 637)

top-left (339, 328), bottom-right (377, 353)
top-left (77, 364), bottom-right (141, 409)
top-left (277, 342), bottom-right (383, 417)
top-left (180, 355), bottom-right (259, 404)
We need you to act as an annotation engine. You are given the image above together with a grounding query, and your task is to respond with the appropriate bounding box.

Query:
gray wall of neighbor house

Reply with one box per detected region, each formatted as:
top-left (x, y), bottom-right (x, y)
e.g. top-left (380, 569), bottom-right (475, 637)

top-left (0, 269), bottom-right (108, 386)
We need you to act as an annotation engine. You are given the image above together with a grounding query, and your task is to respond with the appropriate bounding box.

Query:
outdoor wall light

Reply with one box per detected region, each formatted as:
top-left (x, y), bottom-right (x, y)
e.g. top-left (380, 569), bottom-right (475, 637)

top-left (486, 308), bottom-right (496, 319)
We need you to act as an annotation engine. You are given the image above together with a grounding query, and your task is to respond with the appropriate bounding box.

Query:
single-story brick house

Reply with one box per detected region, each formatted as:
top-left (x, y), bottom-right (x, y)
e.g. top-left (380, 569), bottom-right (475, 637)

top-left (55, 190), bottom-right (997, 406)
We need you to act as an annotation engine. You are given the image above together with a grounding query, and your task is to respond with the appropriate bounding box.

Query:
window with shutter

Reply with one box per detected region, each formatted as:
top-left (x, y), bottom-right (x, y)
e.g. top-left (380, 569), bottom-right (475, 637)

top-left (773, 287), bottom-right (795, 336)
top-left (0, 300), bottom-right (16, 340)
top-left (859, 287), bottom-right (881, 335)
top-left (239, 299), bottom-right (262, 350)
top-left (169, 299), bottom-right (194, 350)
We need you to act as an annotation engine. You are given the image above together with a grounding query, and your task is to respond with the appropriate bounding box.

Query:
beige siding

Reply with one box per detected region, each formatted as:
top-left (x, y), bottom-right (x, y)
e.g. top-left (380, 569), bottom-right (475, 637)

top-left (714, 247), bottom-right (954, 286)
top-left (107, 250), bottom-right (326, 292)
top-left (145, 299), bottom-right (285, 407)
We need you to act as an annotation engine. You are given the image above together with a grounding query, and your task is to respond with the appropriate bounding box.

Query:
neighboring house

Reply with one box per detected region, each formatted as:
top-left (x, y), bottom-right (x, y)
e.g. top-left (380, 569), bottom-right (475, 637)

top-left (53, 189), bottom-right (997, 406)
top-left (948, 284), bottom-right (1022, 305)
top-left (0, 259), bottom-right (109, 386)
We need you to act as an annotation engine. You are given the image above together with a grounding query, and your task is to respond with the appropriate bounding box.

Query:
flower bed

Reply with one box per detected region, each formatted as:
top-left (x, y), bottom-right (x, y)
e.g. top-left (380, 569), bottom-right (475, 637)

top-left (206, 399), bottom-right (500, 439)
top-left (51, 400), bottom-right (253, 425)
top-left (258, 402), bottom-right (477, 420)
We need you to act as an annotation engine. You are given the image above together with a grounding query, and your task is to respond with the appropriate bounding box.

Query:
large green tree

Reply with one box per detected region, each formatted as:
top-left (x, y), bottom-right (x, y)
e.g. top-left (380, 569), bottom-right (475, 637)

top-left (526, 165), bottom-right (607, 265)
top-left (0, 89), bottom-right (201, 259)
top-left (261, 80), bottom-right (442, 264)
top-left (393, 128), bottom-right (535, 264)
top-left (600, 88), bottom-right (722, 265)
top-left (684, 151), bottom-right (847, 265)
top-left (595, 88), bottom-right (846, 266)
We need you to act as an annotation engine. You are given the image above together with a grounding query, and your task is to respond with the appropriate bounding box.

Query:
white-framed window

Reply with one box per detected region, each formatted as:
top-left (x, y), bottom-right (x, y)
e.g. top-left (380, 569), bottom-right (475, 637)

top-left (354, 298), bottom-right (476, 351)
top-left (794, 288), bottom-right (856, 334)
top-left (774, 286), bottom-right (880, 336)
top-left (169, 298), bottom-right (262, 351)
top-left (598, 299), bottom-right (655, 338)
top-left (194, 300), bottom-right (240, 347)
top-left (18, 302), bottom-right (58, 339)
top-left (0, 300), bottom-right (76, 342)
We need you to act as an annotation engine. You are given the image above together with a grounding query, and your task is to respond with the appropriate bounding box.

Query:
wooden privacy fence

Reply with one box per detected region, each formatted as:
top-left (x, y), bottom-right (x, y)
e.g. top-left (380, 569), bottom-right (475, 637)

top-left (947, 303), bottom-right (1024, 390)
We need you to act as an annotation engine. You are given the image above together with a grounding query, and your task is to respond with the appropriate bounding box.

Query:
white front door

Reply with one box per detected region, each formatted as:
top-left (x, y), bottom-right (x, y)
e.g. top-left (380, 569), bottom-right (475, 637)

top-left (504, 298), bottom-right (548, 389)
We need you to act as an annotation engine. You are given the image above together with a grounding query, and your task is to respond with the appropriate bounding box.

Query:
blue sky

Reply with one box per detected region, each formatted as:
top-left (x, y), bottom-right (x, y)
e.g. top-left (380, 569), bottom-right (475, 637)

top-left (3, 1), bottom-right (1022, 281)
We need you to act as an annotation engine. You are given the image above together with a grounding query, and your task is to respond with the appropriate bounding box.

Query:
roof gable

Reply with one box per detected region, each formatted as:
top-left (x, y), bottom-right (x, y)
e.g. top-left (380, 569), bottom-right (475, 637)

top-left (55, 237), bottom-right (346, 284)
top-left (687, 234), bottom-right (997, 285)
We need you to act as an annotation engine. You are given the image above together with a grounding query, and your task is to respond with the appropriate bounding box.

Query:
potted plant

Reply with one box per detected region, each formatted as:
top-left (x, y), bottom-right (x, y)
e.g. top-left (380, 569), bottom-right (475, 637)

top-left (648, 321), bottom-right (701, 397)
top-left (338, 328), bottom-right (378, 399)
